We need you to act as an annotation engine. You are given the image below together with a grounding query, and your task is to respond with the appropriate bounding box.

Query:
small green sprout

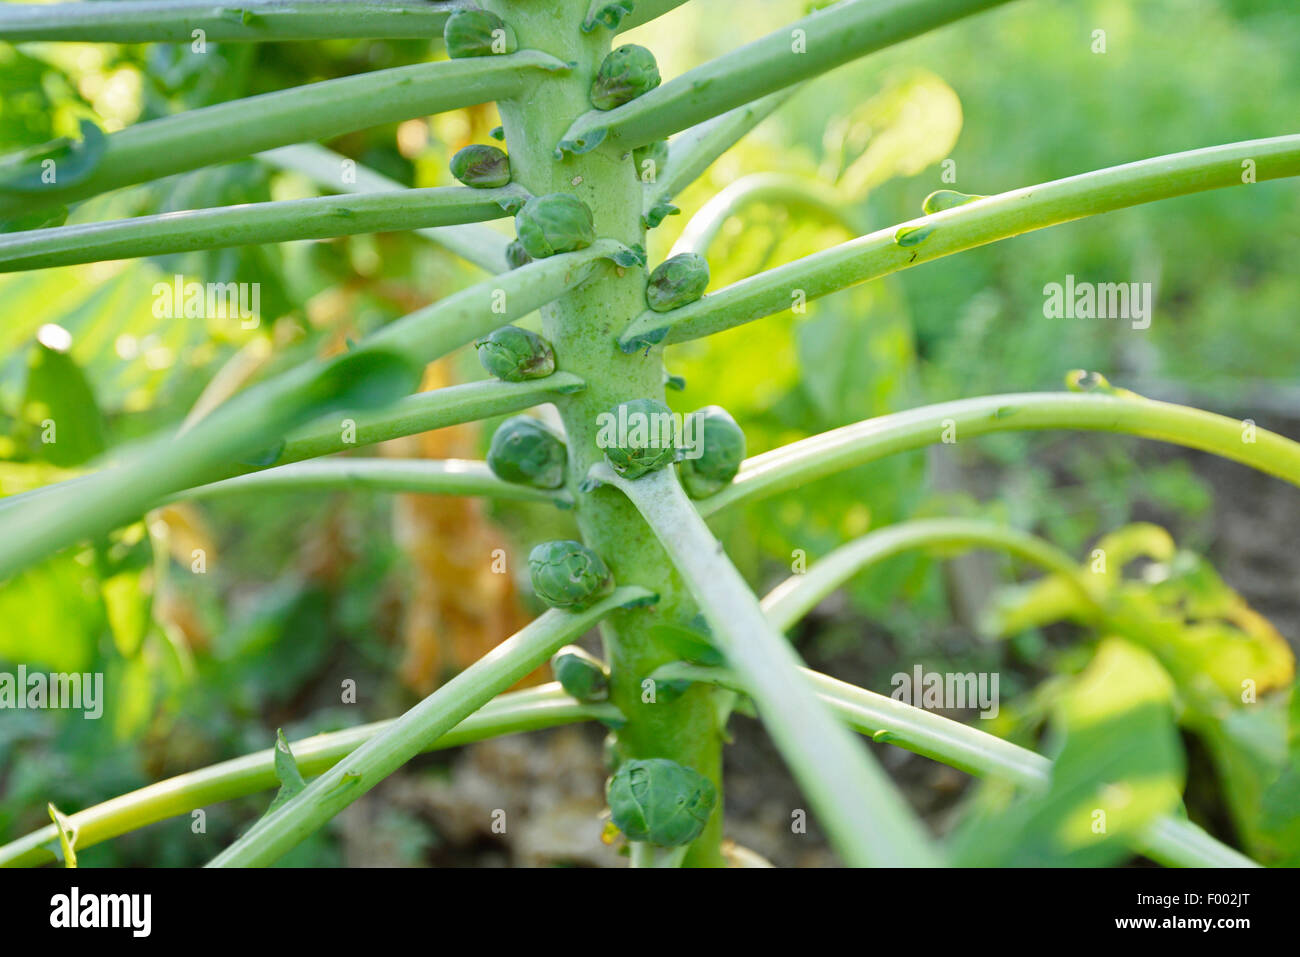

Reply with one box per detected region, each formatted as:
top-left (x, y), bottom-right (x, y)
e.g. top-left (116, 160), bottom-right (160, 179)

top-left (474, 325), bottom-right (555, 382)
top-left (606, 758), bottom-right (717, 847)
top-left (679, 405), bottom-right (746, 499)
top-left (528, 540), bottom-right (616, 610)
top-left (550, 645), bottom-right (610, 702)
top-left (921, 189), bottom-right (985, 214)
top-left (449, 144), bottom-right (511, 188)
top-left (487, 417), bottom-right (567, 489)
top-left (591, 45), bottom-right (661, 110)
top-left (515, 193), bottom-right (596, 259)
top-left (443, 9), bottom-right (517, 58)
top-left (600, 397), bottom-right (678, 479)
top-left (505, 239), bottom-right (532, 270)
top-left (645, 253), bottom-right (709, 312)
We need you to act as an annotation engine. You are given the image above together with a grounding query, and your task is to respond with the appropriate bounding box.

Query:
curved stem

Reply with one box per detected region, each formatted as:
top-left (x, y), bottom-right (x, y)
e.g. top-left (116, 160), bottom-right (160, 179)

top-left (621, 134), bottom-right (1300, 351)
top-left (0, 186), bottom-right (525, 272)
top-left (761, 517), bottom-right (1101, 633)
top-left (0, 684), bottom-right (617, 868)
top-left (658, 662), bottom-right (1257, 868)
top-left (0, 244), bottom-right (617, 581)
top-left (0, 51), bottom-right (568, 220)
top-left (179, 458), bottom-right (572, 507)
top-left (647, 87), bottom-right (801, 213)
top-left (208, 585), bottom-right (655, 867)
top-left (669, 172), bottom-right (862, 258)
top-left (701, 391), bottom-right (1300, 518)
top-left (258, 144), bottom-right (511, 273)
top-left (0, 1), bottom-right (464, 43)
top-left (557, 0), bottom-right (1014, 155)
top-left (592, 463), bottom-right (940, 866)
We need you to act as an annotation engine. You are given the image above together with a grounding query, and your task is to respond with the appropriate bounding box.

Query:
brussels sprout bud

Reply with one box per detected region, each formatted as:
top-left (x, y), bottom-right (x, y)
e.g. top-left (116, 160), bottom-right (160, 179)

top-left (443, 9), bottom-right (517, 58)
top-left (449, 144), bottom-right (511, 188)
top-left (599, 397), bottom-right (677, 479)
top-left (645, 253), bottom-right (709, 312)
top-left (487, 417), bottom-right (567, 489)
top-left (679, 405), bottom-right (745, 499)
top-left (591, 45), bottom-right (661, 110)
top-left (528, 540), bottom-right (615, 610)
top-left (474, 325), bottom-right (555, 382)
top-left (550, 645), bottom-right (610, 702)
top-left (505, 239), bottom-right (532, 270)
top-left (514, 193), bottom-right (596, 259)
top-left (606, 758), bottom-right (717, 847)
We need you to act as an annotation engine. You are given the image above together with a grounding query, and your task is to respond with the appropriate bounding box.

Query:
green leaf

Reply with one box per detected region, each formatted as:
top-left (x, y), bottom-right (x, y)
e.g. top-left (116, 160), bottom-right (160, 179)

top-left (0, 551), bottom-right (103, 673)
top-left (20, 333), bottom-right (106, 467)
top-left (0, 119), bottom-right (106, 192)
top-left (300, 347), bottom-right (426, 420)
top-left (1, 205), bottom-right (68, 233)
top-left (649, 622), bottom-right (725, 667)
top-left (824, 71), bottom-right (962, 198)
top-left (102, 569), bottom-right (150, 658)
top-left (266, 729), bottom-right (307, 814)
top-left (47, 803), bottom-right (77, 868)
top-left (642, 200), bottom-right (679, 230)
top-left (582, 0), bottom-right (637, 33)
top-left (952, 639), bottom-right (1184, 866)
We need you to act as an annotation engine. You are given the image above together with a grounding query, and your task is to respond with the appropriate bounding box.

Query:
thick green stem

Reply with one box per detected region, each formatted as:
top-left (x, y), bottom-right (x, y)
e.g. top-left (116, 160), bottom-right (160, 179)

top-left (701, 391), bottom-right (1300, 518)
top-left (622, 134), bottom-right (1300, 350)
top-left (208, 586), bottom-right (654, 866)
top-left (486, 0), bottom-right (726, 867)
top-left (593, 463), bottom-right (941, 866)
top-left (0, 186), bottom-right (524, 272)
top-left (658, 663), bottom-right (1258, 868)
top-left (558, 0), bottom-right (1016, 155)
top-left (0, 1), bottom-right (464, 43)
top-left (0, 52), bottom-right (567, 220)
top-left (0, 684), bottom-right (616, 868)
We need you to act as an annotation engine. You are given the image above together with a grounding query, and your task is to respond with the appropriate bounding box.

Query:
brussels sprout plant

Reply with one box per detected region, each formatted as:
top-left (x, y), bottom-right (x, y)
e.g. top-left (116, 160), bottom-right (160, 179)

top-left (0, 0), bottom-right (1297, 877)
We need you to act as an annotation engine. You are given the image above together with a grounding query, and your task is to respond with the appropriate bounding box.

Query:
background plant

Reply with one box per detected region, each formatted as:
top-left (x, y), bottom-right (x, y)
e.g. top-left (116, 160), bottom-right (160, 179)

top-left (0, 0), bottom-right (1297, 868)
